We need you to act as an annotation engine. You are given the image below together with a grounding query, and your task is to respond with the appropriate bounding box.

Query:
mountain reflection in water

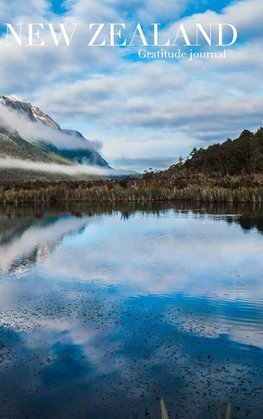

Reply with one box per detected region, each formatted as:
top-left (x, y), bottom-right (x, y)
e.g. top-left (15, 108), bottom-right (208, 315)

top-left (0, 202), bottom-right (262, 419)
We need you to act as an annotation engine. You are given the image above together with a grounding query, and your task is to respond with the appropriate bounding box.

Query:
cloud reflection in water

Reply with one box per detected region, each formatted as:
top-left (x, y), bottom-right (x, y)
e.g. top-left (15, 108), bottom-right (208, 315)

top-left (0, 205), bottom-right (262, 418)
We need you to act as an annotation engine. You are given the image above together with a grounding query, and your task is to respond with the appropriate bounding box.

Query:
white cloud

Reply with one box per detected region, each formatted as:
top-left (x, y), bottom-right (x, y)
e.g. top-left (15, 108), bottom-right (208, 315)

top-left (63, 0), bottom-right (188, 22)
top-left (0, 0), bottom-right (49, 21)
top-left (34, 38), bottom-right (263, 165)
top-left (0, 158), bottom-right (131, 176)
top-left (0, 215), bottom-right (93, 273)
top-left (0, 102), bottom-right (96, 149)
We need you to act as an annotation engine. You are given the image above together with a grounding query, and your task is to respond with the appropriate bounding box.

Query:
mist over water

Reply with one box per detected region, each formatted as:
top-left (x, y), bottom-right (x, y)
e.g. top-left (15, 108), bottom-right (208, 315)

top-left (0, 203), bottom-right (262, 418)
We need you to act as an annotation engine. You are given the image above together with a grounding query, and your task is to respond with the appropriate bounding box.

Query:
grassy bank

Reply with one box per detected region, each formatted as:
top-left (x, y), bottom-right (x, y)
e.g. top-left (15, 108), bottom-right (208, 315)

top-left (1, 173), bottom-right (263, 204)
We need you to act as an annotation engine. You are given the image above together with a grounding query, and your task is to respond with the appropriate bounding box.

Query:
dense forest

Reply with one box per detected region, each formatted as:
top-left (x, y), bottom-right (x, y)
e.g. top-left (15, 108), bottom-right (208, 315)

top-left (180, 128), bottom-right (263, 175)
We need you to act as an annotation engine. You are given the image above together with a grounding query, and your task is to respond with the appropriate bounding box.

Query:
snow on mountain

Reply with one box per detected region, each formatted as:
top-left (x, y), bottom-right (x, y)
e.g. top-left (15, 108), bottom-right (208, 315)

top-left (0, 95), bottom-right (60, 129)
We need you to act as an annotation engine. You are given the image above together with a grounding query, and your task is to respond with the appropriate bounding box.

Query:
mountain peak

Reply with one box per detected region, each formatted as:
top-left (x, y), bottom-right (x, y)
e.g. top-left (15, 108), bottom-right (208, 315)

top-left (5, 94), bottom-right (28, 103)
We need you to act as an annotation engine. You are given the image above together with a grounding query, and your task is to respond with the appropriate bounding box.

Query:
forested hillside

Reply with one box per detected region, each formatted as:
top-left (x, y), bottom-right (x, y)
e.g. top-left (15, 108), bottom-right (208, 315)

top-left (180, 128), bottom-right (263, 175)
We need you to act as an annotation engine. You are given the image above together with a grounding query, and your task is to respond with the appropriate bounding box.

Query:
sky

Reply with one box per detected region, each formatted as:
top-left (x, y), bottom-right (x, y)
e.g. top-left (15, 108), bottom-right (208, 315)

top-left (0, 0), bottom-right (262, 172)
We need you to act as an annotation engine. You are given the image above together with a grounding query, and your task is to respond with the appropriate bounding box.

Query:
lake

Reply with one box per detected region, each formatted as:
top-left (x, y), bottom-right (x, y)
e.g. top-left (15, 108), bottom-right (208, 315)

top-left (0, 203), bottom-right (262, 418)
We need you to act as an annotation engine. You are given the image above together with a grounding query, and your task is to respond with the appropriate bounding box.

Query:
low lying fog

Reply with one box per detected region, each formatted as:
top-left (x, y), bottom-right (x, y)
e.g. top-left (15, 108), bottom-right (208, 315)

top-left (0, 157), bottom-right (132, 176)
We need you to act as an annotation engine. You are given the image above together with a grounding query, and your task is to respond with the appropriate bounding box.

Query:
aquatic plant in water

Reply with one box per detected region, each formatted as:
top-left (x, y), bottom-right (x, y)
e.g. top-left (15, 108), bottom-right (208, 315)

top-left (160, 399), bottom-right (232, 418)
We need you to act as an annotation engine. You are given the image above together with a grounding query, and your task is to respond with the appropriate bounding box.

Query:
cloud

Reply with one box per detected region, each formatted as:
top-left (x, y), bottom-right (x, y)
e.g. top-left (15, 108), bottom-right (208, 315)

top-left (0, 214), bottom-right (93, 273)
top-left (222, 0), bottom-right (263, 38)
top-left (0, 158), bottom-right (132, 176)
top-left (1, 208), bottom-right (263, 340)
top-left (35, 38), bottom-right (263, 166)
top-left (163, 0), bottom-right (263, 43)
top-left (0, 102), bottom-right (95, 150)
top-left (44, 213), bottom-right (263, 300)
top-left (0, 0), bottom-right (49, 21)
top-left (63, 0), bottom-right (189, 22)
top-left (89, 139), bottom-right (103, 150)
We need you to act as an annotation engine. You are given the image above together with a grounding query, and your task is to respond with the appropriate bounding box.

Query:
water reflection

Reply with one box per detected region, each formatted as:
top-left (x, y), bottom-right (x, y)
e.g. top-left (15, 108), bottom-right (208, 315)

top-left (0, 209), bottom-right (97, 273)
top-left (0, 202), bottom-right (263, 275)
top-left (0, 203), bottom-right (262, 418)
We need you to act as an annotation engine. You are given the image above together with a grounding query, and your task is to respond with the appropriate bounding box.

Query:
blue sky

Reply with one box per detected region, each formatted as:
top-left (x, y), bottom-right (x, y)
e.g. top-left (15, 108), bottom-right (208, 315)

top-left (50, 0), bottom-right (68, 15)
top-left (0, 0), bottom-right (262, 171)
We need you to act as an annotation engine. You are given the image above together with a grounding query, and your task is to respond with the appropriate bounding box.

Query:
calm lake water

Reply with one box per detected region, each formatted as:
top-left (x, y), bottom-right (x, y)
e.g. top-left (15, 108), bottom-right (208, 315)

top-left (0, 203), bottom-right (262, 419)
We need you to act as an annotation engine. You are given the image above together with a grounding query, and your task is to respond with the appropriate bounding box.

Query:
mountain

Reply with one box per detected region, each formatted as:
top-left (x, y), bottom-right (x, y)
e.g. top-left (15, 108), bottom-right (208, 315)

top-left (0, 125), bottom-right (73, 164)
top-left (0, 95), bottom-right (60, 129)
top-left (39, 129), bottom-right (108, 166)
top-left (0, 208), bottom-right (90, 273)
top-left (169, 128), bottom-right (263, 176)
top-left (0, 95), bottom-right (109, 168)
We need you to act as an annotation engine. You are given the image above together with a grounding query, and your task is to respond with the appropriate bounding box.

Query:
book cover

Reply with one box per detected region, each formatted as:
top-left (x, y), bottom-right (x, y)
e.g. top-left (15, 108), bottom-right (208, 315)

top-left (0, 1), bottom-right (262, 418)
